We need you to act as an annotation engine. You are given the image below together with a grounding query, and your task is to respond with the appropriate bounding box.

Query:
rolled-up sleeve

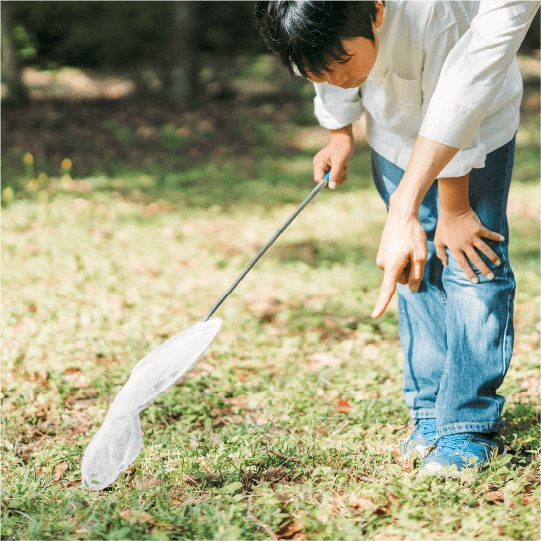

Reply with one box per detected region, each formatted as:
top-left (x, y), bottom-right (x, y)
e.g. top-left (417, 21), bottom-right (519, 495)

top-left (313, 83), bottom-right (363, 130)
top-left (420, 0), bottom-right (540, 150)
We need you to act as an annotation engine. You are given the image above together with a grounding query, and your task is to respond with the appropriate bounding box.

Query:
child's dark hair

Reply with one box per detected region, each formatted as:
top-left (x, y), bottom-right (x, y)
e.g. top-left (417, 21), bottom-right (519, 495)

top-left (254, 1), bottom-right (383, 78)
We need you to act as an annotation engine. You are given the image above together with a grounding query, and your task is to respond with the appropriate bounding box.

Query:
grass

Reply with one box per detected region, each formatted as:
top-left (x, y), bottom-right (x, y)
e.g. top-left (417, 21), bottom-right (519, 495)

top-left (2, 60), bottom-right (540, 539)
top-left (2, 170), bottom-right (539, 539)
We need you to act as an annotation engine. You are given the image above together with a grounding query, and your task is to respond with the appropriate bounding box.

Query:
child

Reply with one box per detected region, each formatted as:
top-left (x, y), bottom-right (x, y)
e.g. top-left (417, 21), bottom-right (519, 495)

top-left (254, 1), bottom-right (522, 474)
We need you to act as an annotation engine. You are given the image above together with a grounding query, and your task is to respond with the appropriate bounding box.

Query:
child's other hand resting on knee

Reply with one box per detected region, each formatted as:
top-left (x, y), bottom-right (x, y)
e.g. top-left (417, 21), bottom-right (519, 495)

top-left (435, 175), bottom-right (505, 283)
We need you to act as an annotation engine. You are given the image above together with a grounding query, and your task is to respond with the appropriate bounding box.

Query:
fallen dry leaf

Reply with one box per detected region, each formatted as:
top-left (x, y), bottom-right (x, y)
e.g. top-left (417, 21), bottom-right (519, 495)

top-left (350, 495), bottom-right (376, 509)
top-left (484, 488), bottom-right (505, 505)
top-left (349, 494), bottom-right (391, 515)
top-left (64, 479), bottom-right (82, 488)
top-left (135, 476), bottom-right (162, 490)
top-left (53, 461), bottom-right (69, 482)
top-left (276, 518), bottom-right (304, 538)
top-left (334, 399), bottom-right (353, 414)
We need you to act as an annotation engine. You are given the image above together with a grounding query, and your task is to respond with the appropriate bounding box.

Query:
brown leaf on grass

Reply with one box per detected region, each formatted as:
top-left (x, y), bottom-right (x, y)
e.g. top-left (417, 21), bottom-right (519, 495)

top-left (120, 510), bottom-right (156, 525)
top-left (350, 495), bottom-right (376, 509)
top-left (263, 466), bottom-right (287, 482)
top-left (22, 402), bottom-right (49, 420)
top-left (349, 495), bottom-right (391, 516)
top-left (50, 461), bottom-right (70, 484)
top-left (520, 492), bottom-right (536, 506)
top-left (135, 476), bottom-right (162, 490)
top-left (236, 369), bottom-right (249, 382)
top-left (484, 488), bottom-right (505, 505)
top-left (64, 479), bottom-right (82, 488)
top-left (184, 472), bottom-right (221, 486)
top-left (334, 399), bottom-right (353, 414)
top-left (62, 368), bottom-right (88, 388)
top-left (275, 518), bottom-right (304, 538)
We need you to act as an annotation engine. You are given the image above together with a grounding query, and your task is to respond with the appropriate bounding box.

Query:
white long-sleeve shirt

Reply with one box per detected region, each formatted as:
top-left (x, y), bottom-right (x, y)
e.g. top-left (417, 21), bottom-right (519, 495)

top-left (420, 0), bottom-right (540, 149)
top-left (313, 1), bottom-right (529, 177)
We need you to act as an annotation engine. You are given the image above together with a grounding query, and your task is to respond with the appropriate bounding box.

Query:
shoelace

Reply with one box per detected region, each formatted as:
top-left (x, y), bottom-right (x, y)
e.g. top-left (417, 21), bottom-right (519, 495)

top-left (418, 418), bottom-right (437, 438)
top-left (436, 433), bottom-right (471, 454)
top-left (436, 433), bottom-right (497, 458)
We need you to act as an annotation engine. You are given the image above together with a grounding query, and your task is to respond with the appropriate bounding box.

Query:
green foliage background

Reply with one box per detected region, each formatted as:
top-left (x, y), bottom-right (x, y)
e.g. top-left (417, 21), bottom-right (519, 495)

top-left (10, 1), bottom-right (541, 69)
top-left (11, 1), bottom-right (268, 69)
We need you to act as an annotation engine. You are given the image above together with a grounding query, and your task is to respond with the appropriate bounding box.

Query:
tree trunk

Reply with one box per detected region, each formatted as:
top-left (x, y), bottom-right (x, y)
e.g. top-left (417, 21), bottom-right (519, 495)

top-left (163, 1), bottom-right (198, 106)
top-left (1, 1), bottom-right (29, 105)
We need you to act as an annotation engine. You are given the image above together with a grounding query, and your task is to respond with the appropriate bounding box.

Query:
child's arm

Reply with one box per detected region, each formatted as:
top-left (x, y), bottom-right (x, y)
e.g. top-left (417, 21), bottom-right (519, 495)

top-left (313, 124), bottom-right (355, 189)
top-left (435, 175), bottom-right (504, 283)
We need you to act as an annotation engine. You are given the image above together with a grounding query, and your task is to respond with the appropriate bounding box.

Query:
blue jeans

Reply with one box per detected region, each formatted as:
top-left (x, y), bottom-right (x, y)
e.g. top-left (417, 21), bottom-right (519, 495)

top-left (371, 137), bottom-right (516, 438)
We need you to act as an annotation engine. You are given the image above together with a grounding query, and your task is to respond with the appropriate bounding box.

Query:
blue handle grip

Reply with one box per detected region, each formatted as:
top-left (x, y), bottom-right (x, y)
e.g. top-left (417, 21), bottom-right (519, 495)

top-left (323, 170), bottom-right (330, 184)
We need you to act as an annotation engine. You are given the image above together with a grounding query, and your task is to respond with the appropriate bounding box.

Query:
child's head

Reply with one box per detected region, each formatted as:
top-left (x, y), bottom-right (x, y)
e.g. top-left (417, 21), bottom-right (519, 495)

top-left (254, 1), bottom-right (384, 88)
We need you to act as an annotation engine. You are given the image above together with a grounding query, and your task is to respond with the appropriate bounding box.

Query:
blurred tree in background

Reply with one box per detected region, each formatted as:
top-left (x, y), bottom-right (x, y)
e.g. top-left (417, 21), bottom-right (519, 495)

top-left (10, 1), bottom-right (266, 68)
top-left (4, 1), bottom-right (539, 106)
top-left (1, 1), bottom-right (30, 104)
top-left (9, 1), bottom-right (539, 67)
top-left (5, 1), bottom-right (268, 104)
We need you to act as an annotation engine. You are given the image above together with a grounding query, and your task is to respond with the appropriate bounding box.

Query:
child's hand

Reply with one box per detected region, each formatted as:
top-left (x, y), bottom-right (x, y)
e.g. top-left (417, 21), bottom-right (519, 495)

top-left (313, 125), bottom-right (354, 189)
top-left (435, 207), bottom-right (504, 283)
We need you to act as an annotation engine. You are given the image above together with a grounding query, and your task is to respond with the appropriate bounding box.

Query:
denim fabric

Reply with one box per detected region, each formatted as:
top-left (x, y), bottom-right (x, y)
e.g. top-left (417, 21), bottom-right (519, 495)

top-left (370, 137), bottom-right (516, 438)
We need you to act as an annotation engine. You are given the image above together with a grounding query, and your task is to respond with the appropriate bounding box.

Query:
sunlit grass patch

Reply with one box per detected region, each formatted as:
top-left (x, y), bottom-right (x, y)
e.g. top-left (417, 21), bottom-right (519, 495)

top-left (2, 169), bottom-right (539, 539)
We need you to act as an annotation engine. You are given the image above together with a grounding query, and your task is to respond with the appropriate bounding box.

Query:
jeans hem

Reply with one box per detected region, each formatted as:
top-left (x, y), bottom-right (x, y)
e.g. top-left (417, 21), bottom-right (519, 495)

top-left (410, 409), bottom-right (435, 420)
top-left (436, 420), bottom-right (504, 438)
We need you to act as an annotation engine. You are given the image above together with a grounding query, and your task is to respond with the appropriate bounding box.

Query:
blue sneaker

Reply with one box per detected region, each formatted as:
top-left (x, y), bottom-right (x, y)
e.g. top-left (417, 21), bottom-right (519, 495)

top-left (420, 432), bottom-right (505, 476)
top-left (401, 418), bottom-right (437, 461)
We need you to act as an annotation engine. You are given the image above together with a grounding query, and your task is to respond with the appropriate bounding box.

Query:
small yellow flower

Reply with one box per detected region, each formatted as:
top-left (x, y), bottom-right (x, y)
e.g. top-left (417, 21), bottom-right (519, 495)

top-left (23, 153), bottom-right (34, 166)
top-left (61, 158), bottom-right (72, 172)
top-left (2, 187), bottom-right (14, 203)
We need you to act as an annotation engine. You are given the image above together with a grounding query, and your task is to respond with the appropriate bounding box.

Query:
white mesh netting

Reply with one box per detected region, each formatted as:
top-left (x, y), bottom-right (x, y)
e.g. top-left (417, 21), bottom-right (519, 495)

top-left (81, 318), bottom-right (222, 490)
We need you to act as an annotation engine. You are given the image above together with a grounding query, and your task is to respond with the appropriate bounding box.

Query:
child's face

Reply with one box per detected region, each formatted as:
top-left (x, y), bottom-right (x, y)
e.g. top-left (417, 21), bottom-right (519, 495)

top-left (306, 2), bottom-right (384, 89)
